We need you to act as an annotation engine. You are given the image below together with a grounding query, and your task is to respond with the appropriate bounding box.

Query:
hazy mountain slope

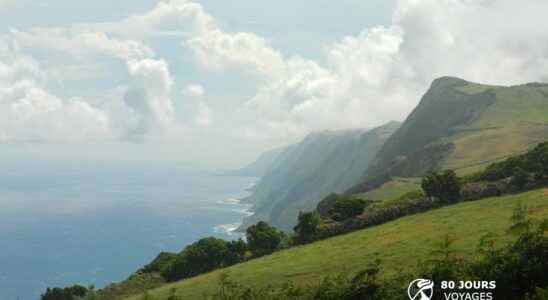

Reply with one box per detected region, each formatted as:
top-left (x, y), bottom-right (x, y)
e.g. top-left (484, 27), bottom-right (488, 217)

top-left (125, 188), bottom-right (548, 300)
top-left (351, 77), bottom-right (548, 193)
top-left (224, 146), bottom-right (287, 177)
top-left (240, 122), bottom-right (400, 231)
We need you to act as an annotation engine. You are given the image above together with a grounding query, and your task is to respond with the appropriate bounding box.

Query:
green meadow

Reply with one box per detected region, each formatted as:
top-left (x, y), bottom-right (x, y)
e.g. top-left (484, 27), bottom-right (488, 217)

top-left (126, 188), bottom-right (548, 300)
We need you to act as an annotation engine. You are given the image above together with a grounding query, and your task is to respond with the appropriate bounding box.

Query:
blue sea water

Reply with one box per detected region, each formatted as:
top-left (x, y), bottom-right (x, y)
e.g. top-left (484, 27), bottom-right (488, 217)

top-left (0, 162), bottom-right (256, 300)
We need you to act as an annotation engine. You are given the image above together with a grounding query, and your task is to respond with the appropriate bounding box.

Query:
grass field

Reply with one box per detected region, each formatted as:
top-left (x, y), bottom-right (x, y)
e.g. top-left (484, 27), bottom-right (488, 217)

top-left (355, 178), bottom-right (421, 202)
top-left (125, 188), bottom-right (548, 300)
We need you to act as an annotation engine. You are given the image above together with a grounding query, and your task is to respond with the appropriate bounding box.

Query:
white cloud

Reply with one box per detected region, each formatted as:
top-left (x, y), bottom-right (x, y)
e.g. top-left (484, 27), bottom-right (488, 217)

top-left (0, 42), bottom-right (113, 143)
top-left (96, 0), bottom-right (286, 77)
top-left (3, 0), bottom-right (548, 147)
top-left (181, 0), bottom-right (548, 139)
top-left (12, 27), bottom-right (155, 60)
top-left (183, 84), bottom-right (205, 97)
top-left (123, 58), bottom-right (178, 140)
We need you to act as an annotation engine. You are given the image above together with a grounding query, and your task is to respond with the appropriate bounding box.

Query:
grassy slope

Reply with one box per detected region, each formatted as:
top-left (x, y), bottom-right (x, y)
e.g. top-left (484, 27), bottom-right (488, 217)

top-left (355, 178), bottom-right (421, 202)
top-left (356, 81), bottom-right (548, 198)
top-left (442, 83), bottom-right (548, 173)
top-left (126, 188), bottom-right (548, 300)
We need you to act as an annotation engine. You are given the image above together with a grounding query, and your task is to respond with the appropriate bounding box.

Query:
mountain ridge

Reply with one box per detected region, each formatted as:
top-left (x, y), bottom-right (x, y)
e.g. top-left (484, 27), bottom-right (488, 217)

top-left (349, 76), bottom-right (548, 194)
top-left (239, 122), bottom-right (401, 231)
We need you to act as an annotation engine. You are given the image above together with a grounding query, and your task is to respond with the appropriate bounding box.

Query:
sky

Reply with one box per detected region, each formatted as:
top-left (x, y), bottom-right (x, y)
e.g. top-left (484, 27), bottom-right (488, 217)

top-left (1, 0), bottom-right (548, 167)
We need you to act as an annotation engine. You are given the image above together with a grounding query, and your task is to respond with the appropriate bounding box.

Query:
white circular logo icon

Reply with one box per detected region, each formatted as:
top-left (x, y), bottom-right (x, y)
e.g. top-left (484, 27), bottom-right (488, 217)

top-left (408, 279), bottom-right (434, 300)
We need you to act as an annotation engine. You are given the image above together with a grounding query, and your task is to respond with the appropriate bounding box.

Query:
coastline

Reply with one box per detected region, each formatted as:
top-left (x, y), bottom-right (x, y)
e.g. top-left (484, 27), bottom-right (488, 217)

top-left (212, 188), bottom-right (255, 237)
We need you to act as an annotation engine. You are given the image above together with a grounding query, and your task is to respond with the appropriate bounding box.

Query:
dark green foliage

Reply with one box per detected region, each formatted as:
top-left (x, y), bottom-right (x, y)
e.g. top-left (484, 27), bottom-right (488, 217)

top-left (225, 239), bottom-right (247, 265)
top-left (141, 252), bottom-right (178, 274)
top-left (316, 193), bottom-right (340, 218)
top-left (480, 142), bottom-right (548, 182)
top-left (511, 167), bottom-right (530, 190)
top-left (163, 237), bottom-right (247, 282)
top-left (40, 285), bottom-right (91, 300)
top-left (293, 211), bottom-right (321, 244)
top-left (328, 195), bottom-right (368, 221)
top-left (246, 221), bottom-right (284, 257)
top-left (418, 236), bottom-right (465, 299)
top-left (421, 170), bottom-right (461, 203)
top-left (469, 206), bottom-right (548, 300)
top-left (311, 265), bottom-right (389, 300)
top-left (316, 197), bottom-right (441, 241)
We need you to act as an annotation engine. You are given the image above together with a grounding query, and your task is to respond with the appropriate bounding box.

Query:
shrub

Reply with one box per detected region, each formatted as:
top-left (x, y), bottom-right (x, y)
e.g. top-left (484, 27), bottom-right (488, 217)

top-left (163, 237), bottom-right (236, 282)
top-left (294, 211), bottom-right (321, 244)
top-left (511, 167), bottom-right (530, 190)
top-left (141, 252), bottom-right (178, 274)
top-left (246, 221), bottom-right (284, 257)
top-left (41, 285), bottom-right (91, 300)
top-left (329, 196), bottom-right (368, 221)
top-left (421, 170), bottom-right (461, 203)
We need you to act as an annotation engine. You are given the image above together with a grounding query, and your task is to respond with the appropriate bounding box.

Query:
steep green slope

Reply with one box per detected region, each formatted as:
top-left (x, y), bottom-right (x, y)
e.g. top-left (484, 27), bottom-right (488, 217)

top-left (352, 77), bottom-right (548, 193)
top-left (240, 122), bottom-right (400, 231)
top-left (126, 188), bottom-right (548, 300)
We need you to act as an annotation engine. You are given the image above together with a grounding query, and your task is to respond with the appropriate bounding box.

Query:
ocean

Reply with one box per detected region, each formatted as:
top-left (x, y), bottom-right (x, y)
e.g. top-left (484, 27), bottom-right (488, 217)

top-left (0, 161), bottom-right (256, 300)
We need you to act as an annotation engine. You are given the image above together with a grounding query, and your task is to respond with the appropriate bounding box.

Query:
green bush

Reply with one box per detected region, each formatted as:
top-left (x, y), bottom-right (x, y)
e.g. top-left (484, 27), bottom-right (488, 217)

top-left (328, 196), bottom-right (368, 221)
top-left (246, 221), bottom-right (285, 257)
top-left (480, 142), bottom-right (548, 182)
top-left (141, 252), bottom-right (178, 274)
top-left (41, 285), bottom-right (91, 300)
top-left (421, 170), bottom-right (461, 203)
top-left (163, 237), bottom-right (247, 282)
top-left (294, 211), bottom-right (321, 244)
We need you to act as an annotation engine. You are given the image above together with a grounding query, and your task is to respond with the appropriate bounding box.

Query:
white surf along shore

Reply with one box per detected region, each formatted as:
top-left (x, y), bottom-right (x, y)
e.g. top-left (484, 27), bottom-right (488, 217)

top-left (213, 196), bottom-right (254, 236)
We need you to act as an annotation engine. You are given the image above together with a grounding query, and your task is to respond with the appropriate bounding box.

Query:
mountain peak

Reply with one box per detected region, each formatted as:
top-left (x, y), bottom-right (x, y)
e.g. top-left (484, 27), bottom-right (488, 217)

top-left (430, 76), bottom-right (468, 90)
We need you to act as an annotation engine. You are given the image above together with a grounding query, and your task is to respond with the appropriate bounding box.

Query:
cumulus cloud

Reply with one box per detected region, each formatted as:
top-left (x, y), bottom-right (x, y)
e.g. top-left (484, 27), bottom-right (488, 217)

top-left (92, 0), bottom-right (286, 76)
top-left (123, 58), bottom-right (178, 140)
top-left (3, 0), bottom-right (548, 146)
top-left (179, 0), bottom-right (548, 139)
top-left (0, 41), bottom-right (113, 143)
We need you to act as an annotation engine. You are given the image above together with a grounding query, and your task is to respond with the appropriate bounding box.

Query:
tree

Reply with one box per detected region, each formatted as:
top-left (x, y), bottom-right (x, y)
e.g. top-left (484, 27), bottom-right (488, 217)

top-left (510, 167), bottom-right (529, 190)
top-left (163, 237), bottom-right (230, 281)
top-left (41, 285), bottom-right (89, 300)
top-left (246, 221), bottom-right (284, 257)
top-left (224, 239), bottom-right (247, 265)
top-left (141, 252), bottom-right (178, 274)
top-left (421, 170), bottom-right (461, 203)
top-left (329, 196), bottom-right (367, 221)
top-left (294, 211), bottom-right (321, 244)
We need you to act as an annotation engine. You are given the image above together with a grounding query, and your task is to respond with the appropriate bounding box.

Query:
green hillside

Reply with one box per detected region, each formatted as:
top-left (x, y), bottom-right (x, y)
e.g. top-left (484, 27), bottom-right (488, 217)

top-left (352, 78), bottom-right (548, 193)
top-left (355, 177), bottom-right (421, 202)
top-left (125, 188), bottom-right (548, 300)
